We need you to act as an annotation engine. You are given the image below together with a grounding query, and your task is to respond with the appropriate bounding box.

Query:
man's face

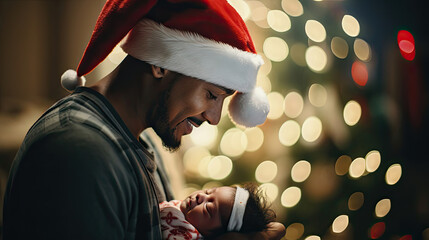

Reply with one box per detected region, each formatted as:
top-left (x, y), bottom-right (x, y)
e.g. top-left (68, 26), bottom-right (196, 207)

top-left (180, 187), bottom-right (235, 237)
top-left (150, 74), bottom-right (234, 151)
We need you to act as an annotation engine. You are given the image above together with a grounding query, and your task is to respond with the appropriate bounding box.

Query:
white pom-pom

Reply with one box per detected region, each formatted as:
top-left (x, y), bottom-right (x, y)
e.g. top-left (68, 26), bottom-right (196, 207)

top-left (61, 69), bottom-right (86, 92)
top-left (228, 87), bottom-right (270, 127)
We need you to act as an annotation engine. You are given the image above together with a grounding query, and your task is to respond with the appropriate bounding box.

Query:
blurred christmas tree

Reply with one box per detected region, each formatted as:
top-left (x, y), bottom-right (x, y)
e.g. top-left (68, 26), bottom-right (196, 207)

top-left (179, 0), bottom-right (429, 239)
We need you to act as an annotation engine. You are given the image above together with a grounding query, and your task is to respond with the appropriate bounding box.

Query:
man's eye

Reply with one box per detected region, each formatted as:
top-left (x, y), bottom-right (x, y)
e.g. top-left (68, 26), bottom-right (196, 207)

top-left (207, 91), bottom-right (218, 100)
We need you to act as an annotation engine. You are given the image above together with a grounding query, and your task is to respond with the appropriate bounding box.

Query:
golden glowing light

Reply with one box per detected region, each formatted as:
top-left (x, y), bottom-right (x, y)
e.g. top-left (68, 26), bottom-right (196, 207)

top-left (202, 181), bottom-right (222, 190)
top-left (290, 43), bottom-right (307, 67)
top-left (281, 186), bottom-right (302, 207)
top-left (332, 215), bottom-right (349, 233)
top-left (181, 185), bottom-right (200, 200)
top-left (308, 84), bottom-right (327, 107)
top-left (227, 0), bottom-right (251, 21)
top-left (331, 36), bottom-right (349, 59)
top-left (183, 146), bottom-right (211, 175)
top-left (342, 15), bottom-right (360, 37)
top-left (259, 54), bottom-right (272, 76)
top-left (207, 155), bottom-right (233, 180)
top-left (286, 223), bottom-right (305, 240)
top-left (221, 97), bottom-right (231, 118)
top-left (190, 122), bottom-right (218, 148)
top-left (348, 192), bottom-right (364, 211)
top-left (305, 20), bottom-right (327, 43)
top-left (343, 100), bottom-right (362, 126)
top-left (257, 75), bottom-right (272, 93)
top-left (198, 155), bottom-right (213, 178)
top-left (284, 91), bottom-right (304, 118)
top-left (349, 157), bottom-right (366, 178)
top-left (385, 164), bottom-right (402, 185)
top-left (354, 38), bottom-right (371, 62)
top-left (259, 183), bottom-right (279, 202)
top-left (267, 92), bottom-right (285, 120)
top-left (219, 128), bottom-right (248, 157)
top-left (281, 0), bottom-right (303, 17)
top-left (279, 120), bottom-right (301, 146)
top-left (247, 1), bottom-right (269, 28)
top-left (375, 198), bottom-right (391, 218)
top-left (301, 116), bottom-right (323, 142)
top-left (255, 160), bottom-right (278, 183)
top-left (335, 155), bottom-right (352, 176)
top-left (267, 10), bottom-right (291, 32)
top-left (291, 160), bottom-right (311, 182)
top-left (263, 37), bottom-right (289, 62)
top-left (305, 236), bottom-right (321, 240)
top-left (366, 150), bottom-right (381, 173)
top-left (244, 127), bottom-right (264, 152)
top-left (305, 46), bottom-right (328, 72)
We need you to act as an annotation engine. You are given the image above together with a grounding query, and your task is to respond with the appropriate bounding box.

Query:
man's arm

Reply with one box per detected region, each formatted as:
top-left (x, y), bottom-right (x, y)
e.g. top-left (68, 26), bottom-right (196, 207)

top-left (212, 222), bottom-right (286, 240)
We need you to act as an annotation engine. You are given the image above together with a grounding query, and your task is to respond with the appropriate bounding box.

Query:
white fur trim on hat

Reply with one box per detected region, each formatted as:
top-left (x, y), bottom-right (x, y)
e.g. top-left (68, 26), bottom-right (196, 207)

top-left (121, 19), bottom-right (263, 93)
top-left (227, 187), bottom-right (250, 232)
top-left (61, 69), bottom-right (86, 92)
top-left (228, 87), bottom-right (270, 127)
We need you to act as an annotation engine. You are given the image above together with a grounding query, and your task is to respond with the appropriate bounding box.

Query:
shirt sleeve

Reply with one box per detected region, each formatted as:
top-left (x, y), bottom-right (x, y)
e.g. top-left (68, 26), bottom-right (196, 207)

top-left (4, 124), bottom-right (138, 240)
top-left (159, 200), bottom-right (203, 240)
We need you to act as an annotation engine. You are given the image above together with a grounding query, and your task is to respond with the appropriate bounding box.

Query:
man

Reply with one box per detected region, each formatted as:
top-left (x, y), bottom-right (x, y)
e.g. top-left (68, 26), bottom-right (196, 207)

top-left (2, 0), bottom-right (285, 239)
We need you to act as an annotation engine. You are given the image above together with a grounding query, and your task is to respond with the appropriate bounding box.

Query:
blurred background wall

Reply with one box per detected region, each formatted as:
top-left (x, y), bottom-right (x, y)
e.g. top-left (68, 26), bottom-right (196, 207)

top-left (0, 0), bottom-right (428, 239)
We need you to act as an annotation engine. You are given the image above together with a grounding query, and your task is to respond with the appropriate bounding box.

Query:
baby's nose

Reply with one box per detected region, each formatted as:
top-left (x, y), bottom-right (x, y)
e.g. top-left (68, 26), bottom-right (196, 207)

top-left (196, 192), bottom-right (207, 204)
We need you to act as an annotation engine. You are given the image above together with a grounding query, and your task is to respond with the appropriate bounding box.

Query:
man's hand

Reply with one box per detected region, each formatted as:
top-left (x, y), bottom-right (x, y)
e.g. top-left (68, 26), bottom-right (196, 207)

top-left (211, 222), bottom-right (286, 240)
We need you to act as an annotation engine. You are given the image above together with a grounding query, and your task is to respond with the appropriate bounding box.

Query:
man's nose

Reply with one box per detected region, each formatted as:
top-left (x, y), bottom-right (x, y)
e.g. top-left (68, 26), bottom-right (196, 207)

top-left (204, 101), bottom-right (223, 125)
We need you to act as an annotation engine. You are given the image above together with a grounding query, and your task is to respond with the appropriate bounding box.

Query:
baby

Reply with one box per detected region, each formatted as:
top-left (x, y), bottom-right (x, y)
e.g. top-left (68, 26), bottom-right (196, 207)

top-left (159, 183), bottom-right (275, 239)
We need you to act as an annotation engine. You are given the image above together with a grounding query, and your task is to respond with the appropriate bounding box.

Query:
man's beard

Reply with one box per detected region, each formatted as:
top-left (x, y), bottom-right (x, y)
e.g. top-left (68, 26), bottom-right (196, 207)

top-left (150, 85), bottom-right (181, 152)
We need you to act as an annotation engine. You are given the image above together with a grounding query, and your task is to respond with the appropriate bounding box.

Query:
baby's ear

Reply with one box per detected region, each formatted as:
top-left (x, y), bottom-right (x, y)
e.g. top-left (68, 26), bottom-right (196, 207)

top-left (151, 65), bottom-right (169, 79)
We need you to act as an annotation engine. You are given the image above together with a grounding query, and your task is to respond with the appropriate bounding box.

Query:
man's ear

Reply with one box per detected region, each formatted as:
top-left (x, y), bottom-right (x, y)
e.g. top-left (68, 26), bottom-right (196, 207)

top-left (151, 65), bottom-right (169, 79)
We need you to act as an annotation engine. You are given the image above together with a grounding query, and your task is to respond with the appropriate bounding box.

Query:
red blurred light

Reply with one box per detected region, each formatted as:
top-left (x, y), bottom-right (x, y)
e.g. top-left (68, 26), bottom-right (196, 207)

top-left (351, 61), bottom-right (368, 86)
top-left (399, 235), bottom-right (412, 240)
top-left (370, 222), bottom-right (385, 239)
top-left (397, 30), bottom-right (415, 61)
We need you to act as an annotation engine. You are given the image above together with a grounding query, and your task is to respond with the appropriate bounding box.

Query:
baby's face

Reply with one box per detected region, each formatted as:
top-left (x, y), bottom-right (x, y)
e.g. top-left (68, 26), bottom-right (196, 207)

top-left (180, 186), bottom-right (235, 237)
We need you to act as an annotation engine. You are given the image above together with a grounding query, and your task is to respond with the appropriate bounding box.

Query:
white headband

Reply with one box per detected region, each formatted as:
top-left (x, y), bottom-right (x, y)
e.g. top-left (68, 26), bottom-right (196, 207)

top-left (227, 187), bottom-right (250, 232)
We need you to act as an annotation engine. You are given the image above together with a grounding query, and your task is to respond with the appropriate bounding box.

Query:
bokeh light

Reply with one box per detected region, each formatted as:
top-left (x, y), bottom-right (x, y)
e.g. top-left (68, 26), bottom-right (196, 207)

top-left (257, 74), bottom-right (272, 93)
top-left (281, 186), bottom-right (302, 207)
top-left (286, 223), bottom-right (305, 240)
top-left (281, 0), bottom-right (304, 17)
top-left (207, 155), bottom-right (233, 180)
top-left (332, 215), bottom-right (349, 233)
top-left (190, 122), bottom-right (218, 148)
top-left (351, 61), bottom-right (369, 86)
top-left (284, 91), bottom-right (304, 118)
top-left (183, 146), bottom-right (211, 175)
top-left (342, 15), bottom-right (360, 37)
top-left (259, 183), bottom-right (279, 202)
top-left (244, 127), bottom-right (264, 152)
top-left (279, 120), bottom-right (301, 146)
top-left (397, 30), bottom-right (416, 61)
top-left (267, 10), bottom-right (291, 32)
top-left (219, 128), bottom-right (248, 157)
top-left (385, 163), bottom-right (402, 185)
top-left (259, 54), bottom-right (273, 76)
top-left (267, 92), bottom-right (285, 120)
top-left (198, 155), bottom-right (213, 178)
top-left (255, 160), bottom-right (278, 183)
top-left (343, 100), bottom-right (362, 126)
top-left (349, 157), bottom-right (366, 178)
top-left (331, 36), bottom-right (349, 59)
top-left (227, 0), bottom-right (250, 21)
top-left (308, 84), bottom-right (327, 107)
top-left (263, 37), bottom-right (289, 62)
top-left (335, 155), bottom-right (352, 176)
top-left (366, 150), bottom-right (381, 173)
top-left (291, 160), bottom-right (311, 182)
top-left (301, 116), bottom-right (323, 142)
top-left (305, 236), bottom-right (321, 240)
top-left (305, 46), bottom-right (328, 72)
top-left (375, 198), bottom-right (391, 218)
top-left (348, 192), bottom-right (364, 211)
top-left (247, 1), bottom-right (269, 28)
top-left (305, 20), bottom-right (327, 42)
top-left (354, 38), bottom-right (371, 62)
top-left (202, 181), bottom-right (222, 190)
top-left (370, 222), bottom-right (386, 239)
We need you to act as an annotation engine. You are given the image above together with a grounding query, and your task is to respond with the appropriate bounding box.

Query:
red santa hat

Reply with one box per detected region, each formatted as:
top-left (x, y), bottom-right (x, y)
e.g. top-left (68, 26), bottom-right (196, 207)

top-left (61, 0), bottom-right (269, 127)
